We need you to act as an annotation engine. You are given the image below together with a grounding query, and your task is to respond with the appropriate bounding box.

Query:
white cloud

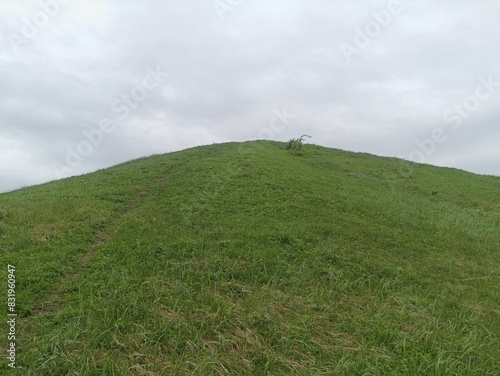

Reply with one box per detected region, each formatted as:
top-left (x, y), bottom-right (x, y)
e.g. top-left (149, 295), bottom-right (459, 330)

top-left (1, 0), bottom-right (499, 192)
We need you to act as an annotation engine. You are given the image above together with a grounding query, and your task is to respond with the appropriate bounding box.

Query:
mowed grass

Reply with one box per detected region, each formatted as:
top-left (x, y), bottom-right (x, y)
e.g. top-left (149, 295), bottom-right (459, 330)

top-left (0, 140), bottom-right (499, 375)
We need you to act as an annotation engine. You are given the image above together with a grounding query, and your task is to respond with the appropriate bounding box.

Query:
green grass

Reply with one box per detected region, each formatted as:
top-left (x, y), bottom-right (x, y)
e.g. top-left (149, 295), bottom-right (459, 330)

top-left (1, 140), bottom-right (499, 375)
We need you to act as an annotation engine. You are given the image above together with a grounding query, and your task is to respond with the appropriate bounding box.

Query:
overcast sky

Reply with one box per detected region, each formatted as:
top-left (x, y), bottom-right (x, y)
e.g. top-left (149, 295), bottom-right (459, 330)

top-left (1, 0), bottom-right (499, 193)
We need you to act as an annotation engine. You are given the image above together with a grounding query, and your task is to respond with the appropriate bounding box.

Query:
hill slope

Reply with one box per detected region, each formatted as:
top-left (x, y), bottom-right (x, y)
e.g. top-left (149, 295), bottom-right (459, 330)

top-left (1, 141), bottom-right (499, 375)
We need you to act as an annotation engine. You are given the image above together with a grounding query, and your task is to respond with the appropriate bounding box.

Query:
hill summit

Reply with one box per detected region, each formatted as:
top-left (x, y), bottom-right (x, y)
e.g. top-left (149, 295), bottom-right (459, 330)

top-left (1, 141), bottom-right (499, 375)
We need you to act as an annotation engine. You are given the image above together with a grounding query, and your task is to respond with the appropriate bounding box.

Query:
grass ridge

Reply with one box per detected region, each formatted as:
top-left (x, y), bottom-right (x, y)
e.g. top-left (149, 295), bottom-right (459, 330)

top-left (1, 141), bottom-right (498, 375)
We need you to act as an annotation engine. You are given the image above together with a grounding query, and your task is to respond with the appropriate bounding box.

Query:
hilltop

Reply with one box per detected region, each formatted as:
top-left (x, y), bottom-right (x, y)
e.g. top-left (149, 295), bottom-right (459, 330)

top-left (1, 141), bottom-right (499, 375)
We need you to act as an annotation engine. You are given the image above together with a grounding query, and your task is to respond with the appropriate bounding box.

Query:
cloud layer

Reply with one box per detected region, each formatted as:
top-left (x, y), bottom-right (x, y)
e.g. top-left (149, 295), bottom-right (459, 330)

top-left (1, 0), bottom-right (499, 192)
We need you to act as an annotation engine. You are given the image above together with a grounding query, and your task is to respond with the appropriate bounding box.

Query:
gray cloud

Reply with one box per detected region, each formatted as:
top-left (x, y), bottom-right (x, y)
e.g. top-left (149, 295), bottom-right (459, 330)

top-left (1, 0), bottom-right (499, 192)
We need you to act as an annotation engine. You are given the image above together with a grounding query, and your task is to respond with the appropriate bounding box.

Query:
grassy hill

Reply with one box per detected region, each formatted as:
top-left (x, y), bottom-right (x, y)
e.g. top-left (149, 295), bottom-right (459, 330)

top-left (1, 140), bottom-right (499, 375)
